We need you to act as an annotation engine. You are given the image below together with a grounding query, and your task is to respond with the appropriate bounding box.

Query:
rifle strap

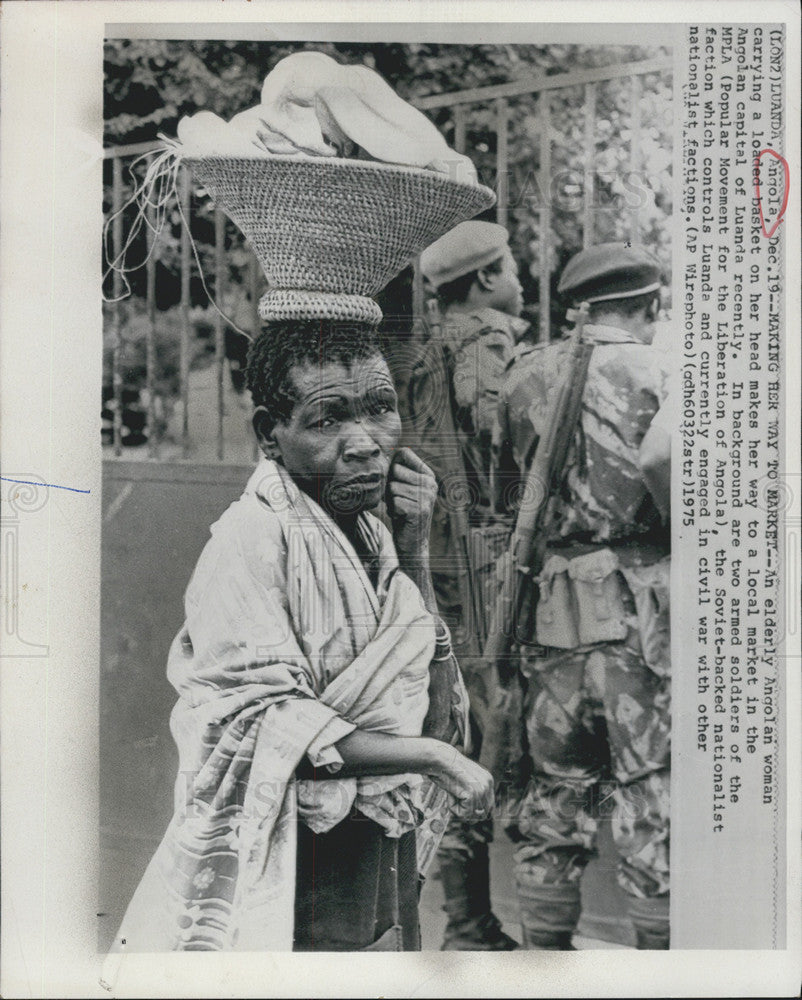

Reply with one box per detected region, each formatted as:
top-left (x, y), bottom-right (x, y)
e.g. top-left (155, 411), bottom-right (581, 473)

top-left (553, 341), bottom-right (595, 496)
top-left (415, 306), bottom-right (483, 663)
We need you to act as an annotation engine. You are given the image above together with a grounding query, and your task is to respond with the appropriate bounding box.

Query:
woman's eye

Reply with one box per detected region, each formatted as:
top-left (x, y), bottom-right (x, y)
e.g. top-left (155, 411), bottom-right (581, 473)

top-left (369, 397), bottom-right (396, 416)
top-left (311, 415), bottom-right (338, 429)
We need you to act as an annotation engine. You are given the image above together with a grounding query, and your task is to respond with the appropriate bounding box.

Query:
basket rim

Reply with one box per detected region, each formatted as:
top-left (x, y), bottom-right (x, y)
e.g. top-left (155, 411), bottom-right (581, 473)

top-left (181, 152), bottom-right (495, 201)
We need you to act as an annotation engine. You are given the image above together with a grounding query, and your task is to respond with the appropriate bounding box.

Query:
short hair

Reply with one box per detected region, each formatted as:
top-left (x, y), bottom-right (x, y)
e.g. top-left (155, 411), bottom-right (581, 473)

top-left (436, 255), bottom-right (504, 310)
top-left (586, 289), bottom-right (660, 322)
top-left (246, 320), bottom-right (383, 430)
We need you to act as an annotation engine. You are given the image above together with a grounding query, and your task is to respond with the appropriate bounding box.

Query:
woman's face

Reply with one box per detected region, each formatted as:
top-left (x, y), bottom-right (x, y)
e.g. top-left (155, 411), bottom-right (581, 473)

top-left (263, 353), bottom-right (402, 517)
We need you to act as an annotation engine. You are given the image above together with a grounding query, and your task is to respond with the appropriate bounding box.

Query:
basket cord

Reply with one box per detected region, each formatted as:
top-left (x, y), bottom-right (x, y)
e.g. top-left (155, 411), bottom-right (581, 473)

top-left (102, 138), bottom-right (252, 341)
top-left (102, 142), bottom-right (178, 302)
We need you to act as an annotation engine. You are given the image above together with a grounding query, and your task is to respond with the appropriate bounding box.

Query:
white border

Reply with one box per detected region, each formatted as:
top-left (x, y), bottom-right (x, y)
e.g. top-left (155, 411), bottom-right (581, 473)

top-left (0, 2), bottom-right (799, 997)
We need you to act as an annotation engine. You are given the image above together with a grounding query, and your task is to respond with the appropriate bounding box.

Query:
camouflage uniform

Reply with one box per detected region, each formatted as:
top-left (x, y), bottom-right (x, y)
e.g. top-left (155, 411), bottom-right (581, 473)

top-left (409, 305), bottom-right (528, 949)
top-left (492, 323), bottom-right (671, 948)
top-left (409, 306), bottom-right (528, 653)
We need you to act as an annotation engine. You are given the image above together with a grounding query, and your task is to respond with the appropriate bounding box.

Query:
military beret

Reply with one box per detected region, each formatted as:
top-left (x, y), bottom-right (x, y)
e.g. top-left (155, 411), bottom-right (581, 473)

top-left (557, 243), bottom-right (662, 304)
top-left (420, 221), bottom-right (510, 288)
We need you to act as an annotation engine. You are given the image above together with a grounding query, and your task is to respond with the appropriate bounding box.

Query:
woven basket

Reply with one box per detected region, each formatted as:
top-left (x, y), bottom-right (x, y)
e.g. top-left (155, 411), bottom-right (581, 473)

top-left (185, 155), bottom-right (496, 323)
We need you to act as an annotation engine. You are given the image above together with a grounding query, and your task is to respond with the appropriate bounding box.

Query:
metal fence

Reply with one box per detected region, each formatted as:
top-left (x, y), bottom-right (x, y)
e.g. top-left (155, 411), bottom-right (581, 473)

top-left (103, 55), bottom-right (672, 461)
top-left (411, 55), bottom-right (673, 337)
top-left (104, 147), bottom-right (263, 461)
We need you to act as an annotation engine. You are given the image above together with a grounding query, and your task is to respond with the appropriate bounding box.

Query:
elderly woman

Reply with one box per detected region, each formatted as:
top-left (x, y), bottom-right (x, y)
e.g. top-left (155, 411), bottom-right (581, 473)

top-left (113, 319), bottom-right (493, 953)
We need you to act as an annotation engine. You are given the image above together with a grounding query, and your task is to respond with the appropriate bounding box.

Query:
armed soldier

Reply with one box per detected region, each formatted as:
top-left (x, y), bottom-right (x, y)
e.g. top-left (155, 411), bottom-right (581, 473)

top-left (408, 221), bottom-right (526, 950)
top-left (489, 244), bottom-right (672, 950)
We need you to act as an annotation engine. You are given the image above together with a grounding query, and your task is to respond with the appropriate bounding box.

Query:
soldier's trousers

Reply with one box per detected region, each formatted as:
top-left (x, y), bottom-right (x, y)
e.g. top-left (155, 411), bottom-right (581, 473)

top-left (507, 557), bottom-right (671, 946)
top-left (432, 567), bottom-right (499, 943)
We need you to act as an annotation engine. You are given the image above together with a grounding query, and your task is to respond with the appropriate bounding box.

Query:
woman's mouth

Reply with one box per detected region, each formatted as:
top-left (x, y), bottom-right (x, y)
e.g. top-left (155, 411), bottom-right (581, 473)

top-left (325, 473), bottom-right (384, 513)
top-left (342, 473), bottom-right (383, 487)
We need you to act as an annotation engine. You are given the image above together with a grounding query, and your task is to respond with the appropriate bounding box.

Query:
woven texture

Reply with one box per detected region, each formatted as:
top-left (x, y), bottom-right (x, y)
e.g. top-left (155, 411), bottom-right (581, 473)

top-left (259, 289), bottom-right (383, 325)
top-left (187, 156), bottom-right (496, 318)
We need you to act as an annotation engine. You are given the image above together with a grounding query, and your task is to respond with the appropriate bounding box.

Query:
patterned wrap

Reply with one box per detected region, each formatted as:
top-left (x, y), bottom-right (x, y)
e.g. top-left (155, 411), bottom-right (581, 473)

top-left (492, 322), bottom-right (672, 934)
top-left (110, 459), bottom-right (468, 953)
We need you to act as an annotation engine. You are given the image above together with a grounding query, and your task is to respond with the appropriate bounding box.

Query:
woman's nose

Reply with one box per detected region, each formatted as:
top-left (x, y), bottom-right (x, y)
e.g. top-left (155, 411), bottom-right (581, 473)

top-left (342, 421), bottom-right (381, 459)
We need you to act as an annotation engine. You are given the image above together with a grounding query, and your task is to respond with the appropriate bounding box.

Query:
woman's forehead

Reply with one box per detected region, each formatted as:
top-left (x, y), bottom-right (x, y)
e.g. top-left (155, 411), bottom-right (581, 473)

top-left (290, 354), bottom-right (394, 399)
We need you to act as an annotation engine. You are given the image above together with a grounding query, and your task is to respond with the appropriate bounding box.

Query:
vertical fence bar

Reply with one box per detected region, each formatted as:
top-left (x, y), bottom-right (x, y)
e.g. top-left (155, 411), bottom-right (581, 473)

top-left (453, 104), bottom-right (467, 154)
top-left (538, 91), bottom-right (552, 343)
top-left (145, 189), bottom-right (157, 458)
top-left (214, 208), bottom-right (225, 461)
top-left (179, 166), bottom-right (191, 458)
top-left (582, 82), bottom-right (597, 249)
top-left (111, 156), bottom-right (124, 457)
top-left (495, 97), bottom-right (509, 229)
top-left (250, 254), bottom-right (261, 462)
top-left (629, 74), bottom-right (642, 242)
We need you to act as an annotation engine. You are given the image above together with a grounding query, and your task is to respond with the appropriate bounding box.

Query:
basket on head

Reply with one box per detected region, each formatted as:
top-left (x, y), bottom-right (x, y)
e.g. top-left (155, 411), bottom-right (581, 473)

top-left (185, 155), bottom-right (496, 325)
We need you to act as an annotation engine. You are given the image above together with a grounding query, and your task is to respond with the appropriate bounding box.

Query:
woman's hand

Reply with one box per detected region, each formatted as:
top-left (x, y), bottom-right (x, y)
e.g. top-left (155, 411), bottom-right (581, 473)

top-left (385, 447), bottom-right (438, 567)
top-left (330, 731), bottom-right (493, 821)
top-left (427, 743), bottom-right (495, 822)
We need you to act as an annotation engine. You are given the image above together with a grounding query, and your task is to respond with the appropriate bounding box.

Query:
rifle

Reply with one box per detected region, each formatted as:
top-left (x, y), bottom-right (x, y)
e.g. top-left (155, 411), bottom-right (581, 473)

top-left (479, 303), bottom-right (592, 784)
top-left (412, 298), bottom-right (488, 732)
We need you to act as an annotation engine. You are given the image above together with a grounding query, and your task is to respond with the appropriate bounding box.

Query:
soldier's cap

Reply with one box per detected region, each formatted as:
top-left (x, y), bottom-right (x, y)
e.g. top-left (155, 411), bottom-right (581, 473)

top-left (420, 221), bottom-right (511, 289)
top-left (557, 243), bottom-right (662, 304)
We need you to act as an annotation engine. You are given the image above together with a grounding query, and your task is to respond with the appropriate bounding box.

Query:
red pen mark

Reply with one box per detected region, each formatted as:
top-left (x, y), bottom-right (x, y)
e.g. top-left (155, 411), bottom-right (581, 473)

top-left (754, 148), bottom-right (790, 238)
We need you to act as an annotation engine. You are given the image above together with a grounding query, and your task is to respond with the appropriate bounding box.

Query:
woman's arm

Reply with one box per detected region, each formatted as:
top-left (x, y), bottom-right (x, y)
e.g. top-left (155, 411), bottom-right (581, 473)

top-left (384, 447), bottom-right (465, 742)
top-left (333, 728), bottom-right (493, 821)
top-left (395, 542), bottom-right (438, 615)
top-left (385, 447), bottom-right (439, 614)
top-left (333, 730), bottom-right (442, 777)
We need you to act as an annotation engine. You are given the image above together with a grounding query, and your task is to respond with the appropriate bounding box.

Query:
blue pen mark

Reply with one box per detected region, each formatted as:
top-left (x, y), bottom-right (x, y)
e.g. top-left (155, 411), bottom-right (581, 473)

top-left (1, 477), bottom-right (91, 495)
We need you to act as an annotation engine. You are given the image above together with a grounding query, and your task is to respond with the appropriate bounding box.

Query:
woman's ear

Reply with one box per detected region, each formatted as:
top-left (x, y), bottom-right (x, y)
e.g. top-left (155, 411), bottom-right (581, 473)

top-left (252, 406), bottom-right (280, 460)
